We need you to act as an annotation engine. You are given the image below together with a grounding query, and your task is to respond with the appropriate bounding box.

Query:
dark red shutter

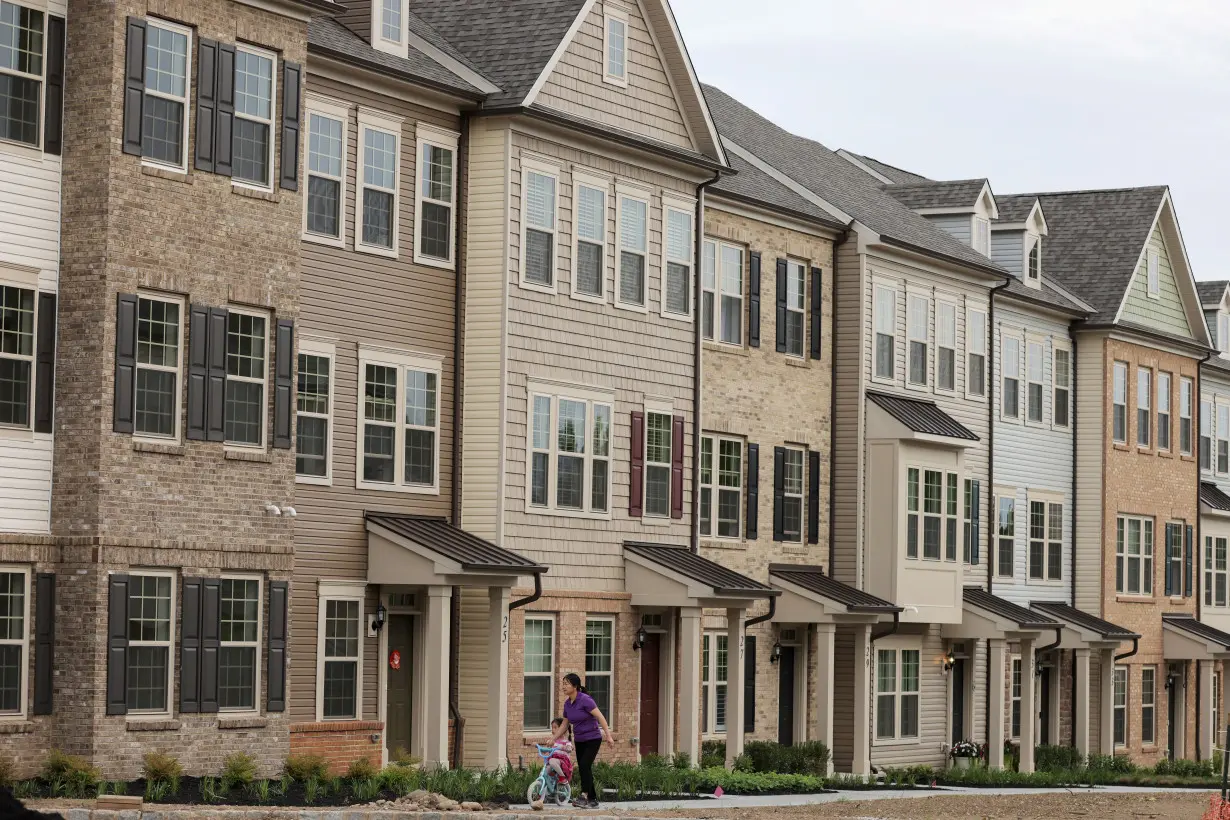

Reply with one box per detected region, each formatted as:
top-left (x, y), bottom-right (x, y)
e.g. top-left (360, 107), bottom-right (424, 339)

top-left (113, 294), bottom-right (137, 433)
top-left (34, 293), bottom-right (56, 434)
top-left (32, 573), bottom-right (54, 715)
top-left (273, 319), bottom-right (294, 448)
top-left (43, 16), bottom-right (65, 155)
top-left (807, 450), bottom-right (821, 545)
top-left (186, 304), bottom-right (209, 440)
top-left (670, 415), bottom-right (685, 519)
top-left (279, 61), bottom-right (302, 191)
top-left (774, 258), bottom-right (788, 353)
top-left (206, 307), bottom-right (228, 442)
top-left (106, 574), bottom-right (130, 715)
top-left (215, 44), bottom-right (236, 177)
top-left (772, 446), bottom-right (785, 541)
top-left (748, 252), bottom-right (761, 348)
top-left (200, 578), bottom-right (220, 713)
top-left (810, 267), bottom-right (823, 359)
top-left (745, 443), bottom-right (759, 539)
top-left (122, 18), bottom-right (146, 156)
top-left (267, 581), bottom-right (288, 712)
top-left (195, 39), bottom-right (218, 172)
top-left (179, 578), bottom-right (202, 713)
top-left (629, 411), bottom-right (644, 517)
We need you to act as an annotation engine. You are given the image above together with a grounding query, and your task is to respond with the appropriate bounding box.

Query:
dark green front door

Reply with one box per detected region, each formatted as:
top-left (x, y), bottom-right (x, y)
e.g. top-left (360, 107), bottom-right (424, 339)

top-left (387, 614), bottom-right (414, 758)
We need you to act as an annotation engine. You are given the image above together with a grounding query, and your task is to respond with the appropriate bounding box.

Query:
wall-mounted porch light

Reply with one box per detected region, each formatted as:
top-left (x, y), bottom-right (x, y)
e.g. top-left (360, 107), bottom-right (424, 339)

top-left (632, 626), bottom-right (648, 651)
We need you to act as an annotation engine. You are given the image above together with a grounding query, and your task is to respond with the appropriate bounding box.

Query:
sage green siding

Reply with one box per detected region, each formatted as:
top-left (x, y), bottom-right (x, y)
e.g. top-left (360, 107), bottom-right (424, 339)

top-left (1121, 225), bottom-right (1192, 338)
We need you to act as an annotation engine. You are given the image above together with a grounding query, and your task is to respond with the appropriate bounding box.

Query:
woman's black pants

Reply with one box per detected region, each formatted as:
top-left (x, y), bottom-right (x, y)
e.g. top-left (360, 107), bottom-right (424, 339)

top-left (574, 738), bottom-right (601, 802)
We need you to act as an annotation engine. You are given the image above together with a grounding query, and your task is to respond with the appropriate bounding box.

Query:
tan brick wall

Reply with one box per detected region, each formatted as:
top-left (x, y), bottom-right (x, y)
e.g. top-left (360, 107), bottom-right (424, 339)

top-left (289, 721), bottom-right (384, 775)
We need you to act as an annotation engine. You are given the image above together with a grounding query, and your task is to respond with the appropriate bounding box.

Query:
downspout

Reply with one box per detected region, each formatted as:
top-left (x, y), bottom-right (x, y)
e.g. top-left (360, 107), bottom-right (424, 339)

top-left (984, 277), bottom-right (1011, 749)
top-left (510, 571), bottom-right (543, 612)
top-left (1115, 637), bottom-right (1140, 663)
top-left (1069, 327), bottom-right (1079, 748)
top-left (1195, 350), bottom-right (1212, 761)
top-left (870, 611), bottom-right (900, 643)
top-left (691, 170), bottom-right (722, 553)
top-left (744, 595), bottom-right (777, 629)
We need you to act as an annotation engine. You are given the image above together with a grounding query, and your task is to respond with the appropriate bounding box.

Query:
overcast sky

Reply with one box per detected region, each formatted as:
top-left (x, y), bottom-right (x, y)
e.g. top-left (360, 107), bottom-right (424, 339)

top-left (673, 0), bottom-right (1229, 280)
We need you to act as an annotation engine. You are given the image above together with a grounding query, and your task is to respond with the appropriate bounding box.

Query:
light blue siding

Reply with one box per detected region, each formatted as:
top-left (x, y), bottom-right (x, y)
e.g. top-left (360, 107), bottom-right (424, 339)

top-left (925, 214), bottom-right (972, 246)
top-left (991, 229), bottom-right (1024, 279)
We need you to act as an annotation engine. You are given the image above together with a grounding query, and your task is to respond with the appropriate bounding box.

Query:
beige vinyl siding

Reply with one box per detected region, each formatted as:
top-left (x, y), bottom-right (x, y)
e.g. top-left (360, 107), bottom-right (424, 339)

top-left (457, 587), bottom-right (492, 766)
top-left (534, 1), bottom-right (694, 151)
top-left (1073, 334), bottom-right (1106, 615)
top-left (1121, 225), bottom-right (1192, 338)
top-left (1089, 653), bottom-right (1103, 750)
top-left (333, 0), bottom-right (372, 42)
top-left (831, 239), bottom-right (865, 586)
top-left (869, 627), bottom-right (949, 769)
top-left (831, 626), bottom-right (855, 771)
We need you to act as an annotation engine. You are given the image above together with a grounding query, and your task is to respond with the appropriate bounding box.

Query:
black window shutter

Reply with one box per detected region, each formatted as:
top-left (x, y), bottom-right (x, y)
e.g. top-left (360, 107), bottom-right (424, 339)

top-left (745, 443), bottom-right (759, 539)
top-left (775, 258), bottom-right (788, 353)
top-left (279, 61), bottom-right (302, 191)
top-left (122, 17), bottom-right (146, 156)
top-left (1186, 524), bottom-right (1195, 597)
top-left (807, 450), bottom-right (821, 545)
top-left (748, 252), bottom-right (761, 348)
top-left (113, 293), bottom-right (138, 433)
top-left (743, 634), bottom-right (757, 734)
top-left (32, 573), bottom-right (54, 715)
top-left (34, 293), bottom-right (56, 434)
top-left (274, 320), bottom-right (294, 448)
top-left (200, 578), bottom-right (220, 713)
top-left (43, 16), bottom-right (65, 155)
top-left (179, 577), bottom-right (202, 713)
top-left (215, 44), bottom-right (236, 177)
top-left (206, 307), bottom-right (228, 442)
top-left (772, 445), bottom-right (785, 542)
top-left (810, 267), bottom-right (823, 359)
top-left (970, 480), bottom-right (981, 566)
top-left (186, 304), bottom-right (209, 440)
top-left (267, 581), bottom-right (288, 712)
top-left (106, 574), bottom-right (130, 715)
top-left (1164, 524), bottom-right (1175, 596)
top-left (195, 39), bottom-right (218, 172)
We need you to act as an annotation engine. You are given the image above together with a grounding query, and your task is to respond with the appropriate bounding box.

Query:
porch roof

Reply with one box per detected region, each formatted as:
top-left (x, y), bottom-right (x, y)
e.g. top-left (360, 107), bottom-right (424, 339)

top-left (1201, 481), bottom-right (1230, 513)
top-left (963, 588), bottom-right (1060, 630)
top-left (1030, 601), bottom-right (1140, 641)
top-left (366, 513), bottom-right (546, 574)
top-left (867, 391), bottom-right (979, 441)
top-left (624, 542), bottom-right (777, 598)
top-left (768, 564), bottom-right (901, 613)
top-left (1162, 613), bottom-right (1230, 652)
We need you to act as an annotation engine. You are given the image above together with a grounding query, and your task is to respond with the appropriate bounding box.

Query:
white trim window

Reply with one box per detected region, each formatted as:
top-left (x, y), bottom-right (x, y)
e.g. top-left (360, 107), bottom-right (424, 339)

top-left (962, 479), bottom-right (976, 564)
top-left (616, 188), bottom-right (649, 309)
top-left (966, 307), bottom-right (986, 398)
top-left (644, 407), bottom-right (673, 518)
top-left (1137, 368), bottom-right (1151, 448)
top-left (318, 584), bottom-right (363, 721)
top-left (1205, 535), bottom-right (1228, 608)
top-left (1053, 346), bottom-right (1071, 429)
top-left (602, 7), bottom-right (628, 87)
top-left (1026, 236), bottom-right (1042, 284)
top-left (584, 617), bottom-right (614, 722)
top-left (1010, 656), bottom-right (1022, 738)
top-left (1157, 372), bottom-right (1172, 452)
top-left (377, 0), bottom-right (405, 48)
top-left (784, 260), bottom-right (807, 357)
top-left (296, 340), bottom-right (334, 483)
top-left (303, 97), bottom-right (348, 245)
top-left (1112, 362), bottom-right (1127, 444)
top-left (702, 632), bottom-right (728, 735)
top-left (1028, 498), bottom-right (1063, 581)
top-left (1141, 666), bottom-right (1156, 745)
top-left (0, 566), bottom-right (30, 718)
top-left (141, 18), bottom-right (191, 169)
top-left (134, 293), bottom-right (182, 440)
top-left (875, 646), bottom-right (920, 741)
top-left (873, 284), bottom-right (896, 381)
top-left (356, 110), bottom-right (402, 256)
top-left (126, 571), bottom-right (175, 715)
top-left (906, 293), bottom-right (929, 387)
top-left (521, 164), bottom-right (557, 288)
top-left (1116, 515), bottom-right (1154, 596)
top-left (358, 349), bottom-right (441, 493)
top-left (945, 472), bottom-right (959, 561)
top-left (218, 575), bottom-right (262, 712)
top-left (936, 300), bottom-right (956, 392)
top-left (703, 239), bottom-right (743, 344)
top-left (1220, 313), bottom-right (1230, 357)
top-left (523, 615), bottom-right (555, 732)
top-left (906, 468), bottom-right (958, 562)
top-left (415, 127), bottom-right (458, 267)
top-left (663, 203), bottom-right (694, 319)
top-left (972, 217), bottom-right (989, 255)
top-left (996, 493), bottom-right (1015, 578)
top-left (1219, 404), bottom-right (1230, 475)
top-left (528, 389), bottom-right (612, 516)
top-left (1180, 377), bottom-right (1193, 456)
top-left (1201, 398), bottom-right (1213, 471)
top-left (0, 283), bottom-right (35, 429)
top-left (1001, 335), bottom-right (1021, 421)
top-left (232, 44), bottom-right (276, 189)
top-left (1113, 666), bottom-right (1127, 747)
top-left (1146, 248), bottom-right (1160, 298)
top-left (573, 174), bottom-right (608, 300)
top-left (224, 308), bottom-right (268, 448)
top-left (700, 433), bottom-right (742, 539)
top-left (1168, 522), bottom-right (1183, 597)
top-left (1026, 340), bottom-right (1044, 424)
top-left (782, 446), bottom-right (804, 542)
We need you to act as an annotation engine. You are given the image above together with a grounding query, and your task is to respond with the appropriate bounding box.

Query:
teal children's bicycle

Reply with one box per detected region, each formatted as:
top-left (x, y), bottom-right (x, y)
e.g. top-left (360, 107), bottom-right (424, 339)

top-left (527, 743), bottom-right (572, 807)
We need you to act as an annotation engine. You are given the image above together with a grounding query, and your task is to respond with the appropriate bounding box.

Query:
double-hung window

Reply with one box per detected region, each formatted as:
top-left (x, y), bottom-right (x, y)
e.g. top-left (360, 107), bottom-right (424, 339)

top-left (573, 175), bottom-right (607, 299)
top-left (906, 468), bottom-right (958, 562)
top-left (126, 572), bottom-right (175, 714)
top-left (528, 391), bottom-right (612, 515)
top-left (936, 301), bottom-right (956, 391)
top-left (702, 240), bottom-right (743, 344)
top-left (906, 293), bottom-right (928, 387)
top-left (1112, 362), bottom-right (1127, 444)
top-left (359, 349), bottom-right (440, 492)
top-left (1157, 372), bottom-right (1172, 451)
top-left (1116, 515), bottom-right (1153, 595)
top-left (522, 166), bottom-right (557, 287)
top-left (1010, 657), bottom-right (1022, 738)
top-left (1167, 522), bottom-right (1184, 596)
top-left (782, 447), bottom-right (804, 542)
top-left (966, 307), bottom-right (987, 397)
top-left (378, 0), bottom-right (404, 48)
top-left (1141, 667), bottom-right (1156, 745)
top-left (784, 260), bottom-right (806, 357)
top-left (524, 616), bottom-right (555, 732)
top-left (616, 189), bottom-right (649, 308)
top-left (318, 585), bottom-right (362, 720)
top-left (874, 284), bottom-right (896, 381)
top-left (1137, 368), bottom-right (1151, 448)
top-left (232, 45), bottom-right (276, 189)
top-left (921, 469), bottom-right (942, 559)
top-left (415, 128), bottom-right (458, 266)
top-left (1201, 399), bottom-right (1213, 471)
top-left (134, 294), bottom-right (182, 439)
top-left (1002, 335), bottom-right (1021, 420)
top-left (0, 567), bottom-right (29, 716)
top-left (304, 100), bottom-right (347, 244)
top-left (357, 111), bottom-right (401, 254)
top-left (663, 203), bottom-right (694, 318)
top-left (140, 18), bottom-right (190, 169)
top-left (218, 576), bottom-right (261, 712)
top-left (1113, 667), bottom-right (1127, 747)
top-left (584, 618), bottom-right (614, 720)
top-left (1180, 378), bottom-right (1193, 455)
top-left (1028, 499), bottom-right (1062, 581)
top-left (997, 494), bottom-right (1015, 578)
top-left (224, 309), bottom-right (267, 448)
top-left (700, 434), bottom-right (742, 539)
top-left (0, 283), bottom-right (35, 428)
top-left (1218, 404), bottom-right (1229, 475)
top-left (875, 646), bottom-right (919, 741)
top-left (1146, 249), bottom-right (1160, 297)
top-left (701, 633), bottom-right (728, 734)
top-left (296, 342), bottom-right (333, 482)
top-left (644, 409), bottom-right (673, 518)
top-left (945, 473), bottom-right (959, 561)
top-left (962, 479), bottom-right (978, 564)
top-left (1053, 346), bottom-right (1071, 428)
top-left (603, 8), bottom-right (628, 86)
top-left (1026, 340), bottom-right (1044, 423)
top-left (1206, 536), bottom-right (1228, 608)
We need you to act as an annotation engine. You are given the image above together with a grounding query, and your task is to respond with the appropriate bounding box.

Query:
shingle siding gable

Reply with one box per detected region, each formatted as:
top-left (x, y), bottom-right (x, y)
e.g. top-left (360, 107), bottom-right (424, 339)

top-left (1121, 224), bottom-right (1192, 337)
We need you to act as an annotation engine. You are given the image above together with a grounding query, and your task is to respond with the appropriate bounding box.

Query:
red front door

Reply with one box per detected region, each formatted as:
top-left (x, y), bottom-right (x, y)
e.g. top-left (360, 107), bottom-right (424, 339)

top-left (639, 633), bottom-right (662, 756)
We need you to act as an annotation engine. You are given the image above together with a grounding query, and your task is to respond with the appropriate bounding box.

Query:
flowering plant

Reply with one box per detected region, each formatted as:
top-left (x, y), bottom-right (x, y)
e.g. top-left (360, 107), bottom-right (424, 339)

top-left (949, 740), bottom-right (981, 759)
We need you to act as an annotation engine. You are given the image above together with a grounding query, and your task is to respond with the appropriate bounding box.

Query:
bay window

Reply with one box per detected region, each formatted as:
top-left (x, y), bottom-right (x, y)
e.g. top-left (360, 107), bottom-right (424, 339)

top-left (700, 434), bottom-right (742, 539)
top-left (232, 44), bottom-right (276, 189)
top-left (1206, 536), bottom-right (1228, 608)
top-left (528, 390), bottom-right (612, 515)
top-left (906, 467), bottom-right (959, 562)
top-left (1116, 515), bottom-right (1153, 595)
top-left (359, 350), bottom-right (440, 492)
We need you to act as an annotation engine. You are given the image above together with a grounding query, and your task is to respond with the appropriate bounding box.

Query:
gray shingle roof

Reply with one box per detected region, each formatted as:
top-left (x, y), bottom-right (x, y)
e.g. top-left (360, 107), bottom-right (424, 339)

top-left (769, 564), bottom-right (901, 613)
top-left (1008, 187), bottom-right (1167, 323)
top-left (866, 390), bottom-right (980, 441)
top-left (412, 0), bottom-right (587, 107)
top-left (711, 153), bottom-right (846, 229)
top-left (964, 588), bottom-right (1060, 630)
top-left (840, 151), bottom-right (931, 184)
top-left (1201, 482), bottom-right (1230, 512)
top-left (1162, 613), bottom-right (1230, 649)
top-left (367, 513), bottom-right (546, 573)
top-left (995, 194), bottom-right (1040, 224)
top-left (405, 8), bottom-right (493, 85)
top-left (309, 17), bottom-right (482, 97)
top-left (883, 179), bottom-right (988, 211)
top-left (1030, 601), bottom-right (1140, 640)
top-left (625, 542), bottom-right (777, 597)
top-left (999, 277), bottom-right (1092, 317)
top-left (1198, 280), bottom-right (1229, 306)
top-left (703, 85), bottom-right (1005, 276)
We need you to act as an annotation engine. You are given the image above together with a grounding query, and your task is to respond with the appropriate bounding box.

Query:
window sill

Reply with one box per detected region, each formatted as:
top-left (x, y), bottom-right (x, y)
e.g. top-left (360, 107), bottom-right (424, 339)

top-left (302, 230), bottom-right (346, 249)
top-left (704, 341), bottom-right (748, 357)
top-left (0, 426), bottom-right (34, 442)
top-left (218, 715), bottom-right (269, 730)
top-left (355, 243), bottom-right (399, 260)
top-left (413, 253), bottom-right (456, 271)
top-left (700, 538), bottom-right (746, 551)
top-left (1158, 451), bottom-right (1174, 459)
top-left (1113, 443), bottom-right (1131, 452)
top-left (569, 289), bottom-right (607, 306)
top-left (356, 480), bottom-right (439, 495)
top-left (142, 163), bottom-right (192, 184)
top-left (872, 737), bottom-right (922, 748)
top-left (1137, 446), bottom-right (1153, 455)
top-left (660, 310), bottom-right (694, 324)
top-left (232, 183), bottom-right (278, 203)
top-left (525, 505), bottom-right (612, 522)
top-left (613, 300), bottom-right (650, 315)
top-left (1169, 596), bottom-right (1186, 605)
top-left (296, 474), bottom-right (333, 487)
top-left (134, 439), bottom-right (185, 456)
top-left (0, 720), bottom-right (33, 734)
top-left (225, 448), bottom-right (273, 464)
top-left (1115, 595), bottom-right (1154, 604)
top-left (126, 718), bottom-right (181, 731)
top-left (1181, 454), bottom-right (1197, 463)
top-left (639, 515), bottom-right (673, 527)
top-left (519, 278), bottom-right (558, 296)
top-left (785, 356), bottom-right (811, 369)
top-left (0, 139), bottom-right (47, 163)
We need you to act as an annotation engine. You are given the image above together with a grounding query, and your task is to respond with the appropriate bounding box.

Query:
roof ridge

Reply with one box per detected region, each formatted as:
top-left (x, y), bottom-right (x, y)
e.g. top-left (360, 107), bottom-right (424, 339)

top-left (1013, 184), bottom-right (1168, 198)
top-left (846, 152), bottom-right (929, 181)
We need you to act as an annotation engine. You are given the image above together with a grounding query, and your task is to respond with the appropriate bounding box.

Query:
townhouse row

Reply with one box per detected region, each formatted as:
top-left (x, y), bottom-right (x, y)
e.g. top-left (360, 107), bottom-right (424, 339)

top-left (0, 0), bottom-right (1227, 780)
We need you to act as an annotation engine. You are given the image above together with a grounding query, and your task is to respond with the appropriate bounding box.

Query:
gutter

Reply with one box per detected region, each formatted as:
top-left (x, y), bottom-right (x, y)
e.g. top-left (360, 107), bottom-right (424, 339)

top-left (691, 170), bottom-right (723, 552)
top-left (510, 572), bottom-right (543, 612)
top-left (828, 231), bottom-right (848, 573)
top-left (1115, 637), bottom-right (1140, 663)
top-left (744, 595), bottom-right (777, 628)
top-left (870, 611), bottom-right (900, 643)
top-left (706, 189), bottom-right (847, 235)
top-left (307, 44), bottom-right (487, 103)
top-left (877, 234), bottom-right (1008, 281)
top-left (1076, 319), bottom-right (1217, 358)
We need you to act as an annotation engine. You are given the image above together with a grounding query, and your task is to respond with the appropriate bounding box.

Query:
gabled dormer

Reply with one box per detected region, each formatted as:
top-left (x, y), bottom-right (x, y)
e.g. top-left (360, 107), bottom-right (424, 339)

top-left (883, 179), bottom-right (998, 256)
top-left (990, 195), bottom-right (1048, 291)
top-left (1199, 281), bottom-right (1230, 358)
top-left (330, 0), bottom-right (407, 57)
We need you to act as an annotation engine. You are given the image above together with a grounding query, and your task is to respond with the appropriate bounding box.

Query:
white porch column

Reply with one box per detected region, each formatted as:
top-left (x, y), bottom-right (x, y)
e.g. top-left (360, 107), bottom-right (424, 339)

top-left (1074, 649), bottom-right (1091, 757)
top-left (1099, 648), bottom-right (1115, 755)
top-left (1047, 659), bottom-right (1062, 747)
top-left (678, 607), bottom-right (703, 767)
top-left (851, 624), bottom-right (872, 776)
top-left (1018, 638), bottom-right (1036, 773)
top-left (486, 586), bottom-right (511, 769)
top-left (725, 608), bottom-right (746, 768)
top-left (1202, 661), bottom-right (1216, 761)
top-left (815, 623), bottom-right (836, 775)
top-left (424, 585), bottom-right (453, 768)
top-left (1174, 665), bottom-right (1188, 758)
top-left (988, 638), bottom-right (1006, 770)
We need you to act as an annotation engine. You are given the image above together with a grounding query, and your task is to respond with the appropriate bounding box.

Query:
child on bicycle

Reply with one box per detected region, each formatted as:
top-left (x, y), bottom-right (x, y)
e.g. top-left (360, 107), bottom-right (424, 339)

top-left (546, 717), bottom-right (573, 785)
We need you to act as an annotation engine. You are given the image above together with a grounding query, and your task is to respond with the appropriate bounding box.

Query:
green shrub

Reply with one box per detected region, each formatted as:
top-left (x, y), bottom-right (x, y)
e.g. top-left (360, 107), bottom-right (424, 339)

top-left (640, 753), bottom-right (668, 769)
top-left (144, 779), bottom-right (171, 802)
top-left (199, 776), bottom-right (223, 804)
top-left (222, 752), bottom-right (257, 789)
top-left (41, 749), bottom-right (101, 799)
top-left (741, 740), bottom-right (830, 775)
top-left (380, 764), bottom-right (420, 795)
top-left (390, 747), bottom-right (422, 767)
top-left (142, 751), bottom-right (183, 791)
top-left (285, 754), bottom-right (330, 782)
top-left (347, 757), bottom-right (378, 781)
top-left (350, 776), bottom-right (381, 802)
top-left (304, 777), bottom-right (321, 804)
top-left (671, 752), bottom-right (692, 770)
top-left (732, 753), bottom-right (755, 772)
top-left (700, 740), bottom-right (726, 769)
top-left (246, 778), bottom-right (272, 804)
top-left (1086, 753), bottom-right (1135, 774)
top-left (1153, 757), bottom-right (1213, 778)
top-left (1035, 744), bottom-right (1083, 773)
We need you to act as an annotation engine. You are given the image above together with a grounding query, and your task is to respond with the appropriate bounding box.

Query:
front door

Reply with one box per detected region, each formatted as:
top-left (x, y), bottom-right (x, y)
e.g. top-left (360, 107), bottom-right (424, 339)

top-left (950, 658), bottom-right (966, 743)
top-left (1039, 665), bottom-right (1051, 745)
top-left (778, 646), bottom-right (796, 746)
top-left (386, 613), bottom-right (414, 758)
top-left (1168, 676), bottom-right (1177, 760)
top-left (639, 633), bottom-right (662, 756)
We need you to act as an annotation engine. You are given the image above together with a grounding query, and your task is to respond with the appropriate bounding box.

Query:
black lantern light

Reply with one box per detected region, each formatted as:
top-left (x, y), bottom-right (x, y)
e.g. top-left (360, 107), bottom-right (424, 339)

top-left (373, 602), bottom-right (387, 632)
top-left (770, 641), bottom-right (782, 663)
top-left (633, 626), bottom-right (648, 651)
top-left (942, 650), bottom-right (956, 675)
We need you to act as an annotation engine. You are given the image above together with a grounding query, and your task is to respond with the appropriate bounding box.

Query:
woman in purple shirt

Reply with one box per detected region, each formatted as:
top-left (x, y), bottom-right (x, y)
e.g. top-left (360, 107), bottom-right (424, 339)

top-left (549, 672), bottom-right (613, 808)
